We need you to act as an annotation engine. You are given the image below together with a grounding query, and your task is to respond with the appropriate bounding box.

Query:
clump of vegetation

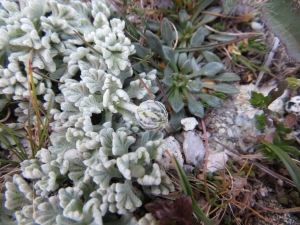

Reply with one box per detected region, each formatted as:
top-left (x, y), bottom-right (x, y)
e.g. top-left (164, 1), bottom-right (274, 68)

top-left (250, 81), bottom-right (300, 192)
top-left (119, 0), bottom-right (242, 129)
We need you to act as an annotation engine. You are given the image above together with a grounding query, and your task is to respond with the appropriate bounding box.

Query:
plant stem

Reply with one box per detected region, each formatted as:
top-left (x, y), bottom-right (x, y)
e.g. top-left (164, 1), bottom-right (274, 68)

top-left (116, 101), bottom-right (138, 114)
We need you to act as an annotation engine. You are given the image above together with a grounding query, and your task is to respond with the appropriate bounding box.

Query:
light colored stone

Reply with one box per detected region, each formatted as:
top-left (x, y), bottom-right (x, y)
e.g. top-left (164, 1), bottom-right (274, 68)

top-left (183, 164), bottom-right (194, 174)
top-left (251, 21), bottom-right (263, 30)
top-left (226, 117), bottom-right (234, 125)
top-left (218, 128), bottom-right (226, 134)
top-left (164, 123), bottom-right (176, 134)
top-left (207, 152), bottom-right (228, 172)
top-left (174, 133), bottom-right (184, 143)
top-left (157, 136), bottom-right (183, 170)
top-left (227, 128), bottom-right (234, 138)
top-left (183, 131), bottom-right (205, 166)
top-left (200, 131), bottom-right (211, 139)
top-left (181, 117), bottom-right (198, 131)
top-left (285, 96), bottom-right (300, 116)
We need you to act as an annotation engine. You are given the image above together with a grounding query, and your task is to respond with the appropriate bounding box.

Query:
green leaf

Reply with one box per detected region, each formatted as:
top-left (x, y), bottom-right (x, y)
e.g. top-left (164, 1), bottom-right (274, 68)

top-left (286, 77), bottom-right (300, 88)
top-left (191, 0), bottom-right (213, 23)
top-left (161, 18), bottom-right (175, 47)
top-left (133, 43), bottom-right (149, 58)
top-left (203, 83), bottom-right (240, 94)
top-left (180, 59), bottom-right (192, 74)
top-left (261, 141), bottom-right (300, 192)
top-left (183, 86), bottom-right (204, 117)
top-left (178, 53), bottom-right (188, 69)
top-left (280, 145), bottom-right (300, 158)
top-left (187, 98), bottom-right (204, 118)
top-left (162, 63), bottom-right (174, 86)
top-left (163, 46), bottom-right (178, 71)
top-left (254, 113), bottom-right (267, 130)
top-left (163, 46), bottom-right (176, 63)
top-left (275, 122), bottom-right (292, 136)
top-left (262, 0), bottom-right (300, 62)
top-left (145, 30), bottom-right (167, 62)
top-left (202, 50), bottom-right (222, 63)
top-left (179, 10), bottom-right (189, 27)
top-left (197, 93), bottom-right (222, 108)
top-left (249, 91), bottom-right (271, 108)
top-left (197, 6), bottom-right (222, 27)
top-left (173, 157), bottom-right (216, 225)
top-left (191, 26), bottom-right (205, 47)
top-left (222, 0), bottom-right (239, 14)
top-left (170, 109), bottom-right (185, 131)
top-left (272, 134), bottom-right (281, 146)
top-left (199, 62), bottom-right (224, 76)
top-left (0, 158), bottom-right (19, 165)
top-left (169, 88), bottom-right (184, 113)
top-left (202, 72), bottom-right (240, 82)
top-left (187, 78), bottom-right (202, 92)
top-left (0, 97), bottom-right (9, 112)
top-left (207, 34), bottom-right (237, 42)
top-left (146, 19), bottom-right (161, 32)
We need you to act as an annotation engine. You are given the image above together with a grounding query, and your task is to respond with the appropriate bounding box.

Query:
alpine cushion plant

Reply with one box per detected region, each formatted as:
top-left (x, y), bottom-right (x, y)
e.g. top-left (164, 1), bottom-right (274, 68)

top-left (0, 0), bottom-right (172, 224)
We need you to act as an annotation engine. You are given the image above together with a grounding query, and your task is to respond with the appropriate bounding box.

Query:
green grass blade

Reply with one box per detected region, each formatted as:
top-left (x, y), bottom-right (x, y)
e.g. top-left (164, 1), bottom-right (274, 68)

top-left (0, 125), bottom-right (28, 161)
top-left (262, 141), bottom-right (300, 192)
top-left (0, 137), bottom-right (26, 161)
top-left (173, 156), bottom-right (216, 225)
top-left (0, 158), bottom-right (20, 165)
top-left (175, 34), bottom-right (256, 52)
top-left (36, 95), bottom-right (53, 151)
top-left (191, 0), bottom-right (213, 24)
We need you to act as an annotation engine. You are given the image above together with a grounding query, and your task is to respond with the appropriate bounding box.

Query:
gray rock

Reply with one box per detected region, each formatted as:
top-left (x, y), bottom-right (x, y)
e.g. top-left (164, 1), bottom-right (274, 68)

top-left (183, 164), bottom-right (194, 174)
top-left (207, 152), bottom-right (228, 173)
top-left (181, 117), bottom-right (198, 131)
top-left (158, 136), bottom-right (183, 170)
top-left (183, 131), bottom-right (205, 166)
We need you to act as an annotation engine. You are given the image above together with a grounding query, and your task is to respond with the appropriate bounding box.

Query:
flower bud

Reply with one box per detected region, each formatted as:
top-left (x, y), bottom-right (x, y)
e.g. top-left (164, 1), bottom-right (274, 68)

top-left (135, 100), bottom-right (168, 131)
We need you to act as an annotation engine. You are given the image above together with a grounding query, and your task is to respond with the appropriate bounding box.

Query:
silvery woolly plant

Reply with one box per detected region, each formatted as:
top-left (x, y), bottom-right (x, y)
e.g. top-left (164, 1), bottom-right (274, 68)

top-left (0, 0), bottom-right (171, 224)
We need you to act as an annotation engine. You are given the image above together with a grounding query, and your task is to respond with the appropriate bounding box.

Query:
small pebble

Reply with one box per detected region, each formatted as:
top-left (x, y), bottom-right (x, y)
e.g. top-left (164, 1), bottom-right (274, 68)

top-left (218, 128), bottom-right (226, 134)
top-left (227, 128), bottom-right (234, 138)
top-left (277, 179), bottom-right (284, 186)
top-left (251, 21), bottom-right (263, 30)
top-left (226, 117), bottom-right (234, 125)
top-left (181, 117), bottom-right (198, 131)
top-left (285, 96), bottom-right (300, 116)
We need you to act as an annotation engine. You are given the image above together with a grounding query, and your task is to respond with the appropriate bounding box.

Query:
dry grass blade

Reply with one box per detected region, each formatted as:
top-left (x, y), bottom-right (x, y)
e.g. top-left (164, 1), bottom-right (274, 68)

top-left (216, 140), bottom-right (297, 187)
top-left (0, 107), bottom-right (11, 123)
top-left (32, 70), bottom-right (64, 84)
top-left (233, 200), bottom-right (277, 225)
top-left (156, 78), bottom-right (173, 116)
top-left (175, 34), bottom-right (258, 52)
top-left (257, 203), bottom-right (300, 213)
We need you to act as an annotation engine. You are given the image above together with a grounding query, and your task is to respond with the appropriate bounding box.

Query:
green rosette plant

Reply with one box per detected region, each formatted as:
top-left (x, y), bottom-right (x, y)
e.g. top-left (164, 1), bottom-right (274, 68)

top-left (123, 0), bottom-right (241, 129)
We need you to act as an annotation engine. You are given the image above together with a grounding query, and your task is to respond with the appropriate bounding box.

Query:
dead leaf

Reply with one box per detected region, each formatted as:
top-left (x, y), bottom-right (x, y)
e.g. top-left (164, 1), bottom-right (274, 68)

top-left (283, 113), bottom-right (297, 128)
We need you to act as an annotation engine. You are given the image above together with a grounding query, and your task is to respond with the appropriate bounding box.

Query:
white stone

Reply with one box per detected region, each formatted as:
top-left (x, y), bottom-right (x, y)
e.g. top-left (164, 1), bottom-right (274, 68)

top-left (183, 131), bottom-right (205, 166)
top-left (285, 96), bottom-right (300, 116)
top-left (157, 136), bottom-right (183, 170)
top-left (181, 117), bottom-right (198, 131)
top-left (207, 152), bottom-right (228, 173)
top-left (227, 128), bottom-right (234, 138)
top-left (251, 21), bottom-right (263, 30)
top-left (226, 117), bottom-right (234, 125)
top-left (183, 164), bottom-right (194, 174)
top-left (218, 128), bottom-right (226, 134)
